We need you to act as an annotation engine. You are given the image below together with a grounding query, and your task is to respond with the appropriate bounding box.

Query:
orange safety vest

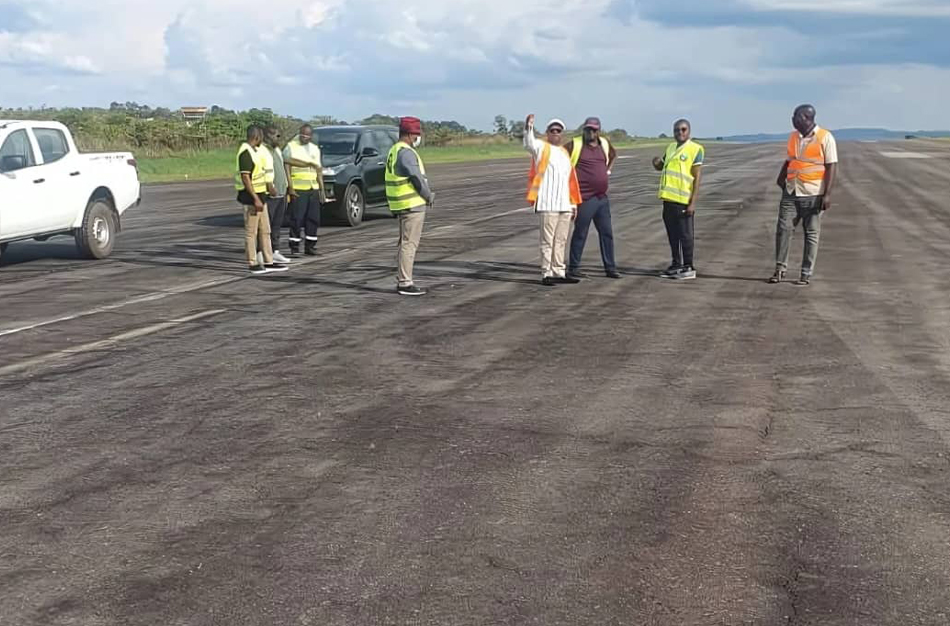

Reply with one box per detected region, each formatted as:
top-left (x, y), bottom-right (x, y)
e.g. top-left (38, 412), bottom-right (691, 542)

top-left (526, 143), bottom-right (582, 205)
top-left (786, 128), bottom-right (829, 185)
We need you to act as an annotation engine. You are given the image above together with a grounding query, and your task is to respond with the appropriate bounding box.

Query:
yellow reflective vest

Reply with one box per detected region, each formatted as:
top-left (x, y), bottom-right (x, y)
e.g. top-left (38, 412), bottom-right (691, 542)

top-left (570, 136), bottom-right (610, 167)
top-left (385, 143), bottom-right (428, 212)
top-left (285, 138), bottom-right (320, 191)
top-left (658, 140), bottom-right (703, 204)
top-left (234, 142), bottom-right (267, 193)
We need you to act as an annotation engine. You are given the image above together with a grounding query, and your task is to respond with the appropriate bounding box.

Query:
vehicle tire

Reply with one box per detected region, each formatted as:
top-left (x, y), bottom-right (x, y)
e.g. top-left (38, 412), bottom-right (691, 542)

top-left (336, 182), bottom-right (365, 227)
top-left (75, 198), bottom-right (117, 259)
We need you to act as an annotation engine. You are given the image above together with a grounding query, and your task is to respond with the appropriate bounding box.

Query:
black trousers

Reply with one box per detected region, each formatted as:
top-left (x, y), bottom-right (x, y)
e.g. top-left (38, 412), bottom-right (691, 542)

top-left (289, 190), bottom-right (321, 250)
top-left (662, 201), bottom-right (694, 268)
top-left (266, 195), bottom-right (288, 253)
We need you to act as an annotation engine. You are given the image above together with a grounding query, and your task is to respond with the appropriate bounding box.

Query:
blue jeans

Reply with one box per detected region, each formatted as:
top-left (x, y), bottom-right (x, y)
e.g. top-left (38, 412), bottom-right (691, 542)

top-left (568, 195), bottom-right (616, 273)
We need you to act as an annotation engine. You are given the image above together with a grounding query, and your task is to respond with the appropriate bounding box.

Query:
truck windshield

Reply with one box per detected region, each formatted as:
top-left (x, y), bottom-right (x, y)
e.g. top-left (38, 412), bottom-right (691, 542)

top-left (316, 130), bottom-right (359, 155)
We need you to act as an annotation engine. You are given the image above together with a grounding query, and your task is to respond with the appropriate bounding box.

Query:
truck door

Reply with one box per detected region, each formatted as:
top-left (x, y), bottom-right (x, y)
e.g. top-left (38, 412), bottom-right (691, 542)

top-left (0, 129), bottom-right (47, 239)
top-left (31, 127), bottom-right (83, 229)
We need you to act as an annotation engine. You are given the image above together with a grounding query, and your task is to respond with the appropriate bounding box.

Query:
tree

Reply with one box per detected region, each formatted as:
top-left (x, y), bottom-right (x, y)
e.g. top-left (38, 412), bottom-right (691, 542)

top-left (494, 115), bottom-right (508, 137)
top-left (658, 132), bottom-right (668, 139)
top-left (508, 120), bottom-right (525, 139)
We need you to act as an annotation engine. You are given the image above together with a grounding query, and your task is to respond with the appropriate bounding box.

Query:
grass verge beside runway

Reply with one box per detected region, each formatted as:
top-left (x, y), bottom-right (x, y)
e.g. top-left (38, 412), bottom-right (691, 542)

top-left (136, 140), bottom-right (672, 184)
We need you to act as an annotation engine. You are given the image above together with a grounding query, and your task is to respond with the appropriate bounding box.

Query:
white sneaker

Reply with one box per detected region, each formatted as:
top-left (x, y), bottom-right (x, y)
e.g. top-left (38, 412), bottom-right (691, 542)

top-left (272, 251), bottom-right (291, 264)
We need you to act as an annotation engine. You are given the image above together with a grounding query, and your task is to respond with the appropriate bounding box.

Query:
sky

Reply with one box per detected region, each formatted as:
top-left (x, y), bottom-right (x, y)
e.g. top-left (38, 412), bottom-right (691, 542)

top-left (0, 0), bottom-right (947, 135)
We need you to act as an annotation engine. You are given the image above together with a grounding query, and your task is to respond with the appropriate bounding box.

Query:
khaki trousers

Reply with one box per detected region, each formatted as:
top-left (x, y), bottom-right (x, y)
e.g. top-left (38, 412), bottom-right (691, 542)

top-left (244, 205), bottom-right (274, 267)
top-left (397, 210), bottom-right (426, 287)
top-left (539, 212), bottom-right (572, 278)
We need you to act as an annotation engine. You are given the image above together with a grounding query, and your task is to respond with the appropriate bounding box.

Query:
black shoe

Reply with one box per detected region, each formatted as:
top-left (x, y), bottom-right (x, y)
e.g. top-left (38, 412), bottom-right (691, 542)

top-left (289, 246), bottom-right (300, 256)
top-left (304, 248), bottom-right (318, 257)
top-left (397, 284), bottom-right (427, 296)
top-left (554, 275), bottom-right (581, 284)
top-left (769, 269), bottom-right (786, 284)
top-left (541, 276), bottom-right (557, 286)
top-left (567, 270), bottom-right (588, 279)
top-left (264, 263), bottom-right (289, 273)
top-left (249, 264), bottom-right (267, 275)
top-left (661, 265), bottom-right (682, 278)
top-left (606, 269), bottom-right (622, 279)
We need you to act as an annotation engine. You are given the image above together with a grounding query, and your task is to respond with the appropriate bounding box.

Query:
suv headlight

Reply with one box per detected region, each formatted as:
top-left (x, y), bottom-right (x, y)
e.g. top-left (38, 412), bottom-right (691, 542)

top-left (323, 164), bottom-right (347, 176)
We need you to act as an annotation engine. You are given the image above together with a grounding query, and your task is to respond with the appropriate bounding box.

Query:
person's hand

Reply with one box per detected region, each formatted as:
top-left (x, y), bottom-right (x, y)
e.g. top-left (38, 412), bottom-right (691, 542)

top-left (525, 114), bottom-right (535, 130)
top-left (685, 204), bottom-right (696, 216)
top-left (428, 192), bottom-right (436, 208)
top-left (318, 190), bottom-right (327, 204)
top-left (652, 156), bottom-right (664, 170)
top-left (288, 190), bottom-right (298, 200)
top-left (820, 196), bottom-right (832, 212)
top-left (571, 206), bottom-right (577, 222)
top-left (254, 198), bottom-right (264, 213)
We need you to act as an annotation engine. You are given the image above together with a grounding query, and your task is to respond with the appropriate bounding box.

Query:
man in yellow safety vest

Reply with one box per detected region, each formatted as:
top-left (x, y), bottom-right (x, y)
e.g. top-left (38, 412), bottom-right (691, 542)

top-left (282, 124), bottom-right (326, 256)
top-left (653, 119), bottom-right (704, 281)
top-left (563, 117), bottom-right (620, 279)
top-left (235, 125), bottom-right (288, 275)
top-left (385, 116), bottom-right (435, 296)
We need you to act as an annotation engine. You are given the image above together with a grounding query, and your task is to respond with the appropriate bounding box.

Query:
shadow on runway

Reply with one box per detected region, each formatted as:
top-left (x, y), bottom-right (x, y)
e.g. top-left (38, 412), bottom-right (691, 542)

top-left (0, 241), bottom-right (84, 267)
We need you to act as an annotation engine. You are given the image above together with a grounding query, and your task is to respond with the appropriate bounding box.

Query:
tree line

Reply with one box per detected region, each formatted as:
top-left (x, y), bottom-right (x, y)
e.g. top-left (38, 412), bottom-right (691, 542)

top-left (0, 103), bottom-right (637, 156)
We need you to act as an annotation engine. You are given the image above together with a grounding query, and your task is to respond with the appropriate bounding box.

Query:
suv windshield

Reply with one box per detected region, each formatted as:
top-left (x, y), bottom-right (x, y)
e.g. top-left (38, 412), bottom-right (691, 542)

top-left (316, 130), bottom-right (359, 155)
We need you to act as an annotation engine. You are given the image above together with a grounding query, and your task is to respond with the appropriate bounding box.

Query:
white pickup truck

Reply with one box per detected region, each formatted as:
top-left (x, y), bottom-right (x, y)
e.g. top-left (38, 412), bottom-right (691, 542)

top-left (0, 120), bottom-right (141, 263)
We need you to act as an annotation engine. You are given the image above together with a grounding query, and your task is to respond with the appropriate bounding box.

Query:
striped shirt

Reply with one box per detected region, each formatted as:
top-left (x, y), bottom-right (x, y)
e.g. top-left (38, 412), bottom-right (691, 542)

top-left (524, 130), bottom-right (575, 213)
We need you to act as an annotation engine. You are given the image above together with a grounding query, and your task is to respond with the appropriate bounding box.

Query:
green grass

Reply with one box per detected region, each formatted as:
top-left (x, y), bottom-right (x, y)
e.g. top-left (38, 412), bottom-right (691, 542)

top-left (136, 140), bottom-right (670, 184)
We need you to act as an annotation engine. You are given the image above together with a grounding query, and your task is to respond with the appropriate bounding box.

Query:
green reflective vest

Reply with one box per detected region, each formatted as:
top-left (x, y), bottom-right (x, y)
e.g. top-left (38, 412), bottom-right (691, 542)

top-left (385, 143), bottom-right (427, 212)
top-left (234, 142), bottom-right (267, 193)
top-left (286, 138), bottom-right (320, 191)
top-left (658, 140), bottom-right (703, 203)
top-left (570, 136), bottom-right (610, 167)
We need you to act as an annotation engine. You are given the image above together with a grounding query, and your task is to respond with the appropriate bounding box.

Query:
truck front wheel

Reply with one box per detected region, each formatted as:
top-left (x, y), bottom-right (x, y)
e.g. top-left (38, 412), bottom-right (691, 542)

top-left (76, 199), bottom-right (117, 259)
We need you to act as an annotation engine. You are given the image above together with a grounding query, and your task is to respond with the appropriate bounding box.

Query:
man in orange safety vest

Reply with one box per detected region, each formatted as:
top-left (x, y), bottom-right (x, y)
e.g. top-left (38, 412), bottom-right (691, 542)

top-left (523, 114), bottom-right (582, 287)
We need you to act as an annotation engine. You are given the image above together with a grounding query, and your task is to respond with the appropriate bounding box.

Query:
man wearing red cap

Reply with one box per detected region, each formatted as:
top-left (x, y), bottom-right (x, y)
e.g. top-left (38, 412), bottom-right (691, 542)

top-left (564, 117), bottom-right (620, 279)
top-left (524, 114), bottom-right (582, 287)
top-left (385, 116), bottom-right (435, 296)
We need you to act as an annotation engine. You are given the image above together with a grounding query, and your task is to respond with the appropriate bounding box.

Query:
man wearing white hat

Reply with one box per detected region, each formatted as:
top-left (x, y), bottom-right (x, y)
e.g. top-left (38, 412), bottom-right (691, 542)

top-left (523, 114), bottom-right (582, 286)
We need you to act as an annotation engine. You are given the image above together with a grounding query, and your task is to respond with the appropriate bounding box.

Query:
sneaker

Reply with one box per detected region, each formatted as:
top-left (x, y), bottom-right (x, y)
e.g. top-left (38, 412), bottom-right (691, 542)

top-left (304, 248), bottom-right (318, 257)
top-left (289, 246), bottom-right (300, 257)
top-left (273, 251), bottom-right (291, 264)
top-left (567, 270), bottom-right (588, 279)
top-left (794, 274), bottom-right (811, 286)
top-left (541, 276), bottom-right (557, 287)
top-left (674, 267), bottom-right (697, 280)
top-left (264, 263), bottom-right (289, 273)
top-left (605, 269), bottom-right (622, 279)
top-left (554, 275), bottom-right (581, 284)
top-left (249, 264), bottom-right (267, 275)
top-left (397, 284), bottom-right (427, 296)
top-left (661, 265), bottom-right (682, 278)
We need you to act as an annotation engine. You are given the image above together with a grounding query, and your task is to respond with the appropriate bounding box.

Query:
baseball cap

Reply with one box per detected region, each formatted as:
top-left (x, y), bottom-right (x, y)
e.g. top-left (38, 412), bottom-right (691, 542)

top-left (545, 118), bottom-right (566, 131)
top-left (583, 117), bottom-right (602, 130)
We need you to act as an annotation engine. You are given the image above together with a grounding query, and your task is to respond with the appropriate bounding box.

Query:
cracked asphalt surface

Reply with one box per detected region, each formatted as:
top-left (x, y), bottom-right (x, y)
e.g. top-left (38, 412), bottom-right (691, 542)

top-left (2, 141), bottom-right (950, 625)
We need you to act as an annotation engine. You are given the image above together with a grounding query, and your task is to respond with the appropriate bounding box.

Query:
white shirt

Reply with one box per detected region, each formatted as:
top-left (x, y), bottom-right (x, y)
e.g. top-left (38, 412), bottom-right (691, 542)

top-left (786, 125), bottom-right (838, 197)
top-left (524, 129), bottom-right (575, 213)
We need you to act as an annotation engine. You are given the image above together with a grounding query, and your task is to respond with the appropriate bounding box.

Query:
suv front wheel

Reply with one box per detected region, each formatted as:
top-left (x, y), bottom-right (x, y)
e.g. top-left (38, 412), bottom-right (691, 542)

top-left (336, 182), bottom-right (365, 227)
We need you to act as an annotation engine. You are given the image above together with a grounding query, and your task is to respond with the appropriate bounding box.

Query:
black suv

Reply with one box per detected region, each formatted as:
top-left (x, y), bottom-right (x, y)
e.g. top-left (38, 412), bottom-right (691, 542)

top-left (315, 125), bottom-right (399, 227)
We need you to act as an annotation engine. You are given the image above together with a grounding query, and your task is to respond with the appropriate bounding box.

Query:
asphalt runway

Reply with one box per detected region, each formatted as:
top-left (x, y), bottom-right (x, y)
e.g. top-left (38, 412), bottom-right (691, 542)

top-left (2, 140), bottom-right (950, 625)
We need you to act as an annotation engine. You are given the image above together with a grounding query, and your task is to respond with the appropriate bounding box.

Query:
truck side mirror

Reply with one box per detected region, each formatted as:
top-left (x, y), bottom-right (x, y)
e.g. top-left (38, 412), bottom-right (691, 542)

top-left (361, 147), bottom-right (380, 158)
top-left (0, 155), bottom-right (26, 173)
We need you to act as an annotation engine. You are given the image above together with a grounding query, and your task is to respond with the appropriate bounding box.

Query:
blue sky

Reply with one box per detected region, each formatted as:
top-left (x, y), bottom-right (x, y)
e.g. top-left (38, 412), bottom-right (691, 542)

top-left (0, 0), bottom-right (947, 135)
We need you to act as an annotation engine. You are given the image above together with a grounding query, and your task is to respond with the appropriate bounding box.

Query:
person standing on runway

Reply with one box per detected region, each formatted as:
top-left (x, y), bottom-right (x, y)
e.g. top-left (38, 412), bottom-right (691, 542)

top-left (524, 114), bottom-right (582, 287)
top-left (653, 119), bottom-right (704, 281)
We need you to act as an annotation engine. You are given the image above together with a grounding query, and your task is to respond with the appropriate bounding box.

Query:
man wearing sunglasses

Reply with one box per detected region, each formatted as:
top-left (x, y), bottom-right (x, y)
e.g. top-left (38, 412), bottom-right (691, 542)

top-left (524, 114), bottom-right (582, 286)
top-left (263, 125), bottom-right (292, 265)
top-left (653, 119), bottom-right (704, 280)
top-left (564, 117), bottom-right (621, 280)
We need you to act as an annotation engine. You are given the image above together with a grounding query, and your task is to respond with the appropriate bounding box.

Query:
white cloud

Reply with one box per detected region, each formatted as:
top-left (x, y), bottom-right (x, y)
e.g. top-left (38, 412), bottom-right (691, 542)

top-left (0, 0), bottom-right (946, 134)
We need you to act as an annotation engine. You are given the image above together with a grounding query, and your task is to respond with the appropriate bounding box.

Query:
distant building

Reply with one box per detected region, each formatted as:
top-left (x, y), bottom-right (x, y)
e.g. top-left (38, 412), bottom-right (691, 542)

top-left (180, 107), bottom-right (208, 124)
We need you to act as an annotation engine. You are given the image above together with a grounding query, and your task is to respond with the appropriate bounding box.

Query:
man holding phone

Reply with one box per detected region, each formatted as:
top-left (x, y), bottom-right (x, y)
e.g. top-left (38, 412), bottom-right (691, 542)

top-left (653, 119), bottom-right (704, 281)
